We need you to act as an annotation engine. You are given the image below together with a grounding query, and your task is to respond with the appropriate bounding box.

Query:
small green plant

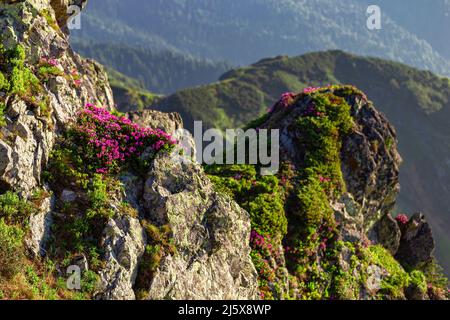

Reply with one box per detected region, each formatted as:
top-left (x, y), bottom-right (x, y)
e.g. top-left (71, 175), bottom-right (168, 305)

top-left (0, 72), bottom-right (9, 92)
top-left (0, 102), bottom-right (6, 127)
top-left (134, 222), bottom-right (176, 299)
top-left (0, 191), bottom-right (38, 226)
top-left (41, 9), bottom-right (60, 33)
top-left (0, 219), bottom-right (26, 279)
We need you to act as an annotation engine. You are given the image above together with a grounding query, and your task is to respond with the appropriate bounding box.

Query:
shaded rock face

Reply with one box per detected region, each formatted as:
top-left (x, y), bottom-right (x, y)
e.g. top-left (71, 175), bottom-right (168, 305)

top-left (25, 192), bottom-right (54, 258)
top-left (0, 0), bottom-right (113, 194)
top-left (96, 214), bottom-right (147, 300)
top-left (127, 110), bottom-right (183, 134)
top-left (370, 213), bottom-right (401, 255)
top-left (396, 213), bottom-right (435, 268)
top-left (141, 154), bottom-right (259, 300)
top-left (341, 100), bottom-right (402, 234)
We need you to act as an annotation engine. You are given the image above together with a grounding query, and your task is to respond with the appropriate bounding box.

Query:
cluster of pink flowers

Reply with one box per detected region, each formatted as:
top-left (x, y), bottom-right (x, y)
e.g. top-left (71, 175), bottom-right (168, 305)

top-left (71, 68), bottom-right (82, 87)
top-left (267, 86), bottom-right (327, 114)
top-left (250, 230), bottom-right (266, 248)
top-left (319, 176), bottom-right (331, 183)
top-left (72, 104), bottom-right (177, 174)
top-left (395, 214), bottom-right (409, 225)
top-left (302, 86), bottom-right (321, 94)
top-left (281, 92), bottom-right (296, 107)
top-left (267, 92), bottom-right (296, 113)
top-left (39, 57), bottom-right (59, 67)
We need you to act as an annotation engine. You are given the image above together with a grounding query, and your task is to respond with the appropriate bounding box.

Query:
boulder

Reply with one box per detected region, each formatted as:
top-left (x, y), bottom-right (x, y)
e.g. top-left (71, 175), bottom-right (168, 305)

top-left (142, 153), bottom-right (259, 300)
top-left (96, 214), bottom-right (146, 300)
top-left (396, 213), bottom-right (435, 268)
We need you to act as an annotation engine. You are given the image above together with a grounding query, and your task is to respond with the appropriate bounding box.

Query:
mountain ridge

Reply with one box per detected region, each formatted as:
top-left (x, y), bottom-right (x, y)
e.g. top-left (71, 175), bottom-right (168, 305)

top-left (71, 0), bottom-right (450, 77)
top-left (149, 50), bottom-right (450, 276)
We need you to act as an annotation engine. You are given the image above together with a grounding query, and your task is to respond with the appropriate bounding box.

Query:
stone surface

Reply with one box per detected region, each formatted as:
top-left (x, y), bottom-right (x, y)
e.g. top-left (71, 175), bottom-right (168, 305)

top-left (142, 153), bottom-right (259, 300)
top-left (128, 110), bottom-right (183, 134)
top-left (332, 193), bottom-right (366, 243)
top-left (371, 213), bottom-right (401, 255)
top-left (396, 213), bottom-right (435, 268)
top-left (96, 214), bottom-right (147, 300)
top-left (61, 189), bottom-right (77, 202)
top-left (262, 89), bottom-right (402, 243)
top-left (25, 194), bottom-right (54, 258)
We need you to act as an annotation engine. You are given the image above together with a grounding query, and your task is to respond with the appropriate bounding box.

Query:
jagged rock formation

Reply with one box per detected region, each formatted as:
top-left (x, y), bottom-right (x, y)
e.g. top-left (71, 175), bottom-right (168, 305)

top-left (0, 0), bottom-right (447, 301)
top-left (142, 153), bottom-right (258, 300)
top-left (396, 213), bottom-right (435, 269)
top-left (0, 0), bottom-right (113, 194)
top-left (0, 0), bottom-right (259, 300)
top-left (207, 86), bottom-right (448, 300)
top-left (96, 214), bottom-right (147, 300)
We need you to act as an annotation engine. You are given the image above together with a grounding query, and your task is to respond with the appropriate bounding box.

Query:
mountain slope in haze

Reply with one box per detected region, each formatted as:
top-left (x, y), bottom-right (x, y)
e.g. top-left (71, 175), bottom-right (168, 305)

top-left (363, 0), bottom-right (450, 60)
top-left (71, 0), bottom-right (450, 76)
top-left (72, 40), bottom-right (231, 95)
top-left (105, 67), bottom-right (161, 112)
top-left (150, 51), bottom-right (450, 276)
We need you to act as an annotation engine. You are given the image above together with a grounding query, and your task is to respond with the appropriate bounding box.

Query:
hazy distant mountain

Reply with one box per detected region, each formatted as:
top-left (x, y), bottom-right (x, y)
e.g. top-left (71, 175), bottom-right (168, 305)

top-left (150, 51), bottom-right (450, 276)
top-left (72, 40), bottom-right (231, 94)
top-left (363, 0), bottom-right (450, 60)
top-left (71, 0), bottom-right (450, 76)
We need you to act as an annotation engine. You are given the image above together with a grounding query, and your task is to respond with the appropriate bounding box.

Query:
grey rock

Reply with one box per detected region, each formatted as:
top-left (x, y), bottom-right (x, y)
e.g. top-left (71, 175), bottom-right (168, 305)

top-left (366, 265), bottom-right (386, 293)
top-left (128, 110), bottom-right (183, 134)
top-left (142, 153), bottom-right (259, 300)
top-left (61, 189), bottom-right (77, 203)
top-left (0, 140), bottom-right (13, 177)
top-left (395, 213), bottom-right (435, 268)
top-left (96, 214), bottom-right (147, 300)
top-left (25, 194), bottom-right (54, 258)
top-left (72, 254), bottom-right (89, 273)
top-left (371, 213), bottom-right (401, 255)
top-left (0, 0), bottom-right (113, 195)
top-left (332, 193), bottom-right (366, 243)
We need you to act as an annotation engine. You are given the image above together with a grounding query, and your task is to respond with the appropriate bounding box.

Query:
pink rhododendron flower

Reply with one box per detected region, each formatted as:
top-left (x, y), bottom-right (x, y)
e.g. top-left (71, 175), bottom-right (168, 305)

top-left (395, 214), bottom-right (409, 225)
top-left (303, 86), bottom-right (320, 94)
top-left (71, 104), bottom-right (177, 174)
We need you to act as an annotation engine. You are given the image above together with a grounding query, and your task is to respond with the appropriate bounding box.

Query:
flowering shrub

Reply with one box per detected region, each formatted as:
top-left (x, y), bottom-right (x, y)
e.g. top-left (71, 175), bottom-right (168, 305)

top-left (37, 57), bottom-right (63, 80)
top-left (395, 214), bottom-right (409, 225)
top-left (69, 104), bottom-right (177, 174)
top-left (280, 92), bottom-right (296, 107)
top-left (249, 229), bottom-right (286, 299)
top-left (269, 87), bottom-right (325, 113)
top-left (302, 86), bottom-right (321, 94)
top-left (70, 68), bottom-right (82, 87)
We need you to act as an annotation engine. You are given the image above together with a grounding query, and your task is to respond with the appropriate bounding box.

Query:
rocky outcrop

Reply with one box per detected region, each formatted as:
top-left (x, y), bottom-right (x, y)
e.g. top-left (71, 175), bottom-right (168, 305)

top-left (0, 0), bottom-right (113, 194)
top-left (127, 110), bottom-right (183, 134)
top-left (396, 213), bottom-right (435, 268)
top-left (141, 153), bottom-right (259, 300)
top-left (265, 87), bottom-right (402, 243)
top-left (340, 98), bottom-right (402, 234)
top-left (371, 213), bottom-right (401, 255)
top-left (1, 1), bottom-right (446, 301)
top-left (76, 106), bottom-right (257, 300)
